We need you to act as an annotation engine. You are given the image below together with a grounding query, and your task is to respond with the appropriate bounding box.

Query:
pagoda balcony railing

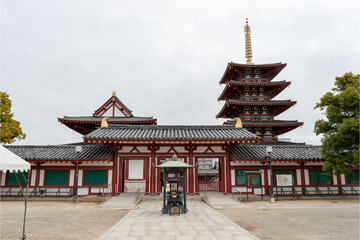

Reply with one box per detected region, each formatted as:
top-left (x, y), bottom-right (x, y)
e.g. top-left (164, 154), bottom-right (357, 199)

top-left (241, 116), bottom-right (274, 121)
top-left (239, 78), bottom-right (267, 82)
top-left (241, 96), bottom-right (270, 101)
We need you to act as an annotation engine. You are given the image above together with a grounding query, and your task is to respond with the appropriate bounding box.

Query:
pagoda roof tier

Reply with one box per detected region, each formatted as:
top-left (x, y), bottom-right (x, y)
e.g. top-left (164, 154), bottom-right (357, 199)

top-left (219, 62), bottom-right (287, 84)
top-left (224, 120), bottom-right (303, 136)
top-left (84, 125), bottom-right (259, 143)
top-left (218, 80), bottom-right (291, 101)
top-left (224, 119), bottom-right (303, 127)
top-left (216, 100), bottom-right (296, 118)
top-left (58, 116), bottom-right (157, 135)
top-left (5, 143), bottom-right (113, 161)
top-left (231, 143), bottom-right (322, 161)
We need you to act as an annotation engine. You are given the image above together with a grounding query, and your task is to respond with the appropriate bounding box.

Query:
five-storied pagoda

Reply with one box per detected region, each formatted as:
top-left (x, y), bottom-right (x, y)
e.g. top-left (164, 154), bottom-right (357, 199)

top-left (217, 19), bottom-right (303, 142)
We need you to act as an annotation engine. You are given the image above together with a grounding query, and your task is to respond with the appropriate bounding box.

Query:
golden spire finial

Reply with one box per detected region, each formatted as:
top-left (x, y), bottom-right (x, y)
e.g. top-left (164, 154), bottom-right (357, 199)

top-left (112, 91), bottom-right (116, 96)
top-left (244, 18), bottom-right (254, 65)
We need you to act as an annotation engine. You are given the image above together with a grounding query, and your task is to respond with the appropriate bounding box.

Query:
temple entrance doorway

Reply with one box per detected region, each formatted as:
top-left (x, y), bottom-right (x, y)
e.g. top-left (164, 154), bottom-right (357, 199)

top-left (198, 158), bottom-right (220, 192)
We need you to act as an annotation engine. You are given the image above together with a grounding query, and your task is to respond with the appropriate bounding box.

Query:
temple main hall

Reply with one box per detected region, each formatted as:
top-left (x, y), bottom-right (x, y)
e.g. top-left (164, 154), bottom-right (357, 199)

top-left (1, 20), bottom-right (358, 198)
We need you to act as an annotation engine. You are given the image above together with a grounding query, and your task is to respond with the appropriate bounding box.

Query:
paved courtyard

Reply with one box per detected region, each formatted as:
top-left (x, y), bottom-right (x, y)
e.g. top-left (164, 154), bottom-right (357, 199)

top-left (99, 200), bottom-right (258, 240)
top-left (1, 198), bottom-right (359, 240)
top-left (218, 200), bottom-right (360, 240)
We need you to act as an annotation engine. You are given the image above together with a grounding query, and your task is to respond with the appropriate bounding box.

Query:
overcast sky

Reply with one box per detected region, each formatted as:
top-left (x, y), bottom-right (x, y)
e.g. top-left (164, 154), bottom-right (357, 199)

top-left (1, 0), bottom-right (359, 146)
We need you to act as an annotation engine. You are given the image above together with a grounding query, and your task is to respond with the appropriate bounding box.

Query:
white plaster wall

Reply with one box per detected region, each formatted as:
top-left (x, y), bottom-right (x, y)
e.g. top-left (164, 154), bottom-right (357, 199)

top-left (125, 180), bottom-right (146, 192)
top-left (80, 162), bottom-right (113, 166)
top-left (267, 169), bottom-right (271, 185)
top-left (231, 169), bottom-right (235, 185)
top-left (39, 170), bottom-right (45, 186)
top-left (296, 169), bottom-right (302, 185)
top-left (231, 161), bottom-right (264, 166)
top-left (1, 172), bottom-right (6, 186)
top-left (30, 170), bottom-right (37, 186)
top-left (304, 169), bottom-right (310, 185)
top-left (260, 169), bottom-right (265, 186)
top-left (108, 170), bottom-right (112, 185)
top-left (69, 170), bottom-right (75, 187)
top-left (254, 188), bottom-right (265, 195)
top-left (333, 175), bottom-right (338, 185)
top-left (118, 147), bottom-right (133, 153)
top-left (341, 174), bottom-right (346, 185)
top-left (128, 160), bottom-right (144, 179)
top-left (212, 146), bottom-right (225, 153)
top-left (175, 146), bottom-right (187, 153)
top-left (78, 188), bottom-right (89, 195)
top-left (137, 147), bottom-right (151, 153)
top-left (157, 146), bottom-right (170, 153)
top-left (40, 163), bottom-right (73, 166)
top-left (78, 170), bottom-right (83, 186)
top-left (91, 188), bottom-right (100, 193)
top-left (232, 187), bottom-right (251, 192)
top-left (194, 147), bottom-right (207, 153)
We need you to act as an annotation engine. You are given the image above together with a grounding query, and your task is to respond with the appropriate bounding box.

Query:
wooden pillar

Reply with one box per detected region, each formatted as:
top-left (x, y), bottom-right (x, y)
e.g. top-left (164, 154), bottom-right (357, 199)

top-left (35, 163), bottom-right (41, 187)
top-left (188, 142), bottom-right (194, 194)
top-left (150, 142), bottom-right (156, 194)
top-left (219, 145), bottom-right (226, 193)
top-left (112, 144), bottom-right (118, 194)
top-left (118, 158), bottom-right (124, 193)
top-left (144, 156), bottom-right (149, 193)
top-left (226, 142), bottom-right (232, 193)
top-left (300, 162), bottom-right (306, 195)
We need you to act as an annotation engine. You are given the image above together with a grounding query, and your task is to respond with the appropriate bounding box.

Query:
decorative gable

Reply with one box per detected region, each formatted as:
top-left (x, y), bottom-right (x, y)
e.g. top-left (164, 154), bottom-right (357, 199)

top-left (93, 92), bottom-right (133, 117)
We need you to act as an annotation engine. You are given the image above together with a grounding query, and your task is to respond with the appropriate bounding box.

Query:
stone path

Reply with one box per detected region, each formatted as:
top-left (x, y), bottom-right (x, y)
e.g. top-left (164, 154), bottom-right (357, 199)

top-left (98, 200), bottom-right (259, 240)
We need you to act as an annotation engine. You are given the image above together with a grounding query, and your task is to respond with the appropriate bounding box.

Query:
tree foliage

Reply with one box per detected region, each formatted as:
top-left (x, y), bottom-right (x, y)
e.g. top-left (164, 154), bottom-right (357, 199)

top-left (0, 92), bottom-right (26, 144)
top-left (314, 72), bottom-right (360, 175)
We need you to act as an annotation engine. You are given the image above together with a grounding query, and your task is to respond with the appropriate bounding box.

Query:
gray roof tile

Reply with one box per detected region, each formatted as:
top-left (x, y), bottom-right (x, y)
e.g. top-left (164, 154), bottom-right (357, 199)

top-left (5, 144), bottom-right (113, 160)
top-left (59, 116), bottom-right (156, 122)
top-left (231, 144), bottom-right (322, 160)
top-left (84, 125), bottom-right (259, 141)
top-left (225, 120), bottom-right (303, 126)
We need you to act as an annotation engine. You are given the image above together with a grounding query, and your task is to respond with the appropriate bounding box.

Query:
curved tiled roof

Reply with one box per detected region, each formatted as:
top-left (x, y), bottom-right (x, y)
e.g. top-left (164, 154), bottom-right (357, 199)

top-left (58, 116), bottom-right (156, 123)
top-left (226, 80), bottom-right (290, 86)
top-left (5, 144), bottom-right (113, 160)
top-left (225, 120), bottom-right (303, 127)
top-left (84, 125), bottom-right (259, 141)
top-left (231, 144), bottom-right (322, 160)
top-left (227, 99), bottom-right (296, 105)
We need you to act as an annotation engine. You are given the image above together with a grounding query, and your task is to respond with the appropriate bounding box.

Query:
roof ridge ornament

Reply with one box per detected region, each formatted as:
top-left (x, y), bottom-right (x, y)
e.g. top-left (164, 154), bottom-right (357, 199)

top-left (234, 118), bottom-right (243, 128)
top-left (244, 18), bottom-right (254, 65)
top-left (101, 117), bottom-right (110, 127)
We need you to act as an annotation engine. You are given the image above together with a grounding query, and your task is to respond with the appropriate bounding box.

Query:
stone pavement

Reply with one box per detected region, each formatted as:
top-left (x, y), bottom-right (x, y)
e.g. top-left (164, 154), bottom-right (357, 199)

top-left (201, 192), bottom-right (243, 210)
top-left (101, 192), bottom-right (144, 209)
top-left (98, 200), bottom-right (259, 240)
